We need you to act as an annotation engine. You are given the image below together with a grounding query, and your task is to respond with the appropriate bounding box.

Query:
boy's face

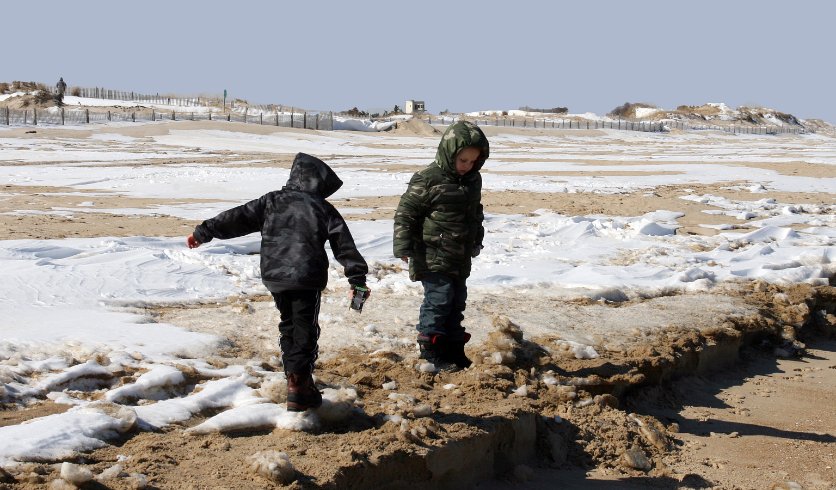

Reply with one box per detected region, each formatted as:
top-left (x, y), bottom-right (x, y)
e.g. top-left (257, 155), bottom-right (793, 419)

top-left (455, 147), bottom-right (481, 175)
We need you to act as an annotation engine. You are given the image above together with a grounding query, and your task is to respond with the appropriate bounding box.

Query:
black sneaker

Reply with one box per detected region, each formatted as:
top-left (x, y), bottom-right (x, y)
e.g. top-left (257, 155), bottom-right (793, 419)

top-left (418, 334), bottom-right (459, 372)
top-left (446, 341), bottom-right (472, 369)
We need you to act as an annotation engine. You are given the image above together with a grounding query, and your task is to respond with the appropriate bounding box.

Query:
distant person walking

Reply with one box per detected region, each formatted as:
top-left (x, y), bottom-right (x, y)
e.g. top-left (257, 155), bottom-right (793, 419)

top-left (53, 77), bottom-right (67, 106)
top-left (55, 77), bottom-right (67, 96)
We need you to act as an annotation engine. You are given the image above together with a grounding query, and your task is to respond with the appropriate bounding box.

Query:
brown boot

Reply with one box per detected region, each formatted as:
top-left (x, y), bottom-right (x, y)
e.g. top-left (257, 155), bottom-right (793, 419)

top-left (286, 373), bottom-right (323, 412)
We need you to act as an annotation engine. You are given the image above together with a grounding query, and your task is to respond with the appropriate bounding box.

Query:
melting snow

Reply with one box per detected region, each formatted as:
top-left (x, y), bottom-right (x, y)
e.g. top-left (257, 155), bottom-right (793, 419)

top-left (0, 122), bottom-right (833, 467)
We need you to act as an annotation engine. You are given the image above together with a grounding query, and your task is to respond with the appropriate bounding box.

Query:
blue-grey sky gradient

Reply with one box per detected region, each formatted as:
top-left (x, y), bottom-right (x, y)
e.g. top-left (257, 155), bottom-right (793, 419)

top-left (4, 0), bottom-right (834, 122)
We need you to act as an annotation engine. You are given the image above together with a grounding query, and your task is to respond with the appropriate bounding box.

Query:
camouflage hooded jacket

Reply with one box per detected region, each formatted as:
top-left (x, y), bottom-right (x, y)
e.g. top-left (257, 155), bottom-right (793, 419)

top-left (192, 152), bottom-right (368, 292)
top-left (393, 121), bottom-right (490, 281)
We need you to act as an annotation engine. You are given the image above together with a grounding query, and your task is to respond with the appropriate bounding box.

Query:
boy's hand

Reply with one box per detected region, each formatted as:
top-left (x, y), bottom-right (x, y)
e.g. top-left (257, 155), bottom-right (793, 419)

top-left (346, 286), bottom-right (371, 299)
top-left (187, 234), bottom-right (201, 249)
top-left (348, 285), bottom-right (371, 312)
top-left (400, 256), bottom-right (409, 263)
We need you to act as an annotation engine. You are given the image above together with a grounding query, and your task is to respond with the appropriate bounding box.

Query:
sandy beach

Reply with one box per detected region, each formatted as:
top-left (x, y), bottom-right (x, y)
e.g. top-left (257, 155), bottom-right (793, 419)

top-left (0, 120), bottom-right (833, 489)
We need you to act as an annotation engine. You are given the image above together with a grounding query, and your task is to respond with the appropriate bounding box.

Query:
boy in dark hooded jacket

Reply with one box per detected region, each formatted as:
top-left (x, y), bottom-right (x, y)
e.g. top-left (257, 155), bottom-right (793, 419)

top-left (187, 153), bottom-right (369, 411)
top-left (393, 121), bottom-right (490, 370)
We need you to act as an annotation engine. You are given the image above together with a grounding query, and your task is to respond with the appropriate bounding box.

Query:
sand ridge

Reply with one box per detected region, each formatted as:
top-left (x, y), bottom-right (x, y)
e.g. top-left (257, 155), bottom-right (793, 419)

top-left (3, 284), bottom-right (831, 489)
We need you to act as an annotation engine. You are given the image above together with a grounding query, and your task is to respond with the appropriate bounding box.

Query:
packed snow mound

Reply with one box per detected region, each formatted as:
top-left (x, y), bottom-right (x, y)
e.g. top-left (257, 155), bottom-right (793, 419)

top-left (634, 107), bottom-right (660, 118)
top-left (0, 91), bottom-right (56, 110)
top-left (333, 117), bottom-right (396, 132)
top-left (248, 450), bottom-right (296, 484)
top-left (0, 402), bottom-right (136, 465)
top-left (608, 102), bottom-right (658, 119)
top-left (0, 91), bottom-right (26, 103)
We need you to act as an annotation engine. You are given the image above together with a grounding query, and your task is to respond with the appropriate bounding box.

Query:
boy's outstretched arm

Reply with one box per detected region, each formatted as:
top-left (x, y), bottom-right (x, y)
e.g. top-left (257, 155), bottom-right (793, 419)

top-left (326, 206), bottom-right (369, 287)
top-left (190, 195), bottom-right (268, 246)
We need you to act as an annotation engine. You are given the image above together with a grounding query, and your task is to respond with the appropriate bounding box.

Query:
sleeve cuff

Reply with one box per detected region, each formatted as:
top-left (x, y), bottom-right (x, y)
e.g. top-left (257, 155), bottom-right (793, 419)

top-left (193, 226), bottom-right (211, 244)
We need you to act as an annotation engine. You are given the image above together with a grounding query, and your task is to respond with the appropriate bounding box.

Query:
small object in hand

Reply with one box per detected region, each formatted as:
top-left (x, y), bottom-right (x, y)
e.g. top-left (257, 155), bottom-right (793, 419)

top-left (349, 286), bottom-right (369, 312)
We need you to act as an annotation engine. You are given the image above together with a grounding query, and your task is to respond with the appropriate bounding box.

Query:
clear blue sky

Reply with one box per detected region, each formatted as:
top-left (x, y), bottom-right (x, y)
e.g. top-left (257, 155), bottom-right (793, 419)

top-left (5, 0), bottom-right (835, 122)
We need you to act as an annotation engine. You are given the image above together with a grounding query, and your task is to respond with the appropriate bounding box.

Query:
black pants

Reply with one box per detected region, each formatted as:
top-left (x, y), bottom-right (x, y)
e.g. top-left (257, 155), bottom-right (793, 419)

top-left (272, 290), bottom-right (322, 375)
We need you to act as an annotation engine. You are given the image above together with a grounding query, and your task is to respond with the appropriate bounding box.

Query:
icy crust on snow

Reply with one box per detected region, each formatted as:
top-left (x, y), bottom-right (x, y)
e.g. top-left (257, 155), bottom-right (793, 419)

top-left (0, 236), bottom-right (266, 360)
top-left (0, 403), bottom-right (137, 464)
top-left (333, 117), bottom-right (396, 132)
top-left (35, 360), bottom-right (113, 393)
top-left (104, 365), bottom-right (185, 404)
top-left (0, 208), bottom-right (832, 364)
top-left (680, 193), bottom-right (835, 231)
top-left (185, 402), bottom-right (313, 434)
top-left (133, 375), bottom-right (265, 430)
top-left (0, 364), bottom-right (361, 466)
top-left (186, 387), bottom-right (359, 434)
top-left (466, 210), bottom-right (834, 294)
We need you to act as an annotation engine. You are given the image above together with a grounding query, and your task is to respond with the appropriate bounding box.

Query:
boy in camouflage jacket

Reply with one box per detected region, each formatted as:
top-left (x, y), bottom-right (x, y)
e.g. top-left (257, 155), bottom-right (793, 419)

top-left (393, 121), bottom-right (490, 370)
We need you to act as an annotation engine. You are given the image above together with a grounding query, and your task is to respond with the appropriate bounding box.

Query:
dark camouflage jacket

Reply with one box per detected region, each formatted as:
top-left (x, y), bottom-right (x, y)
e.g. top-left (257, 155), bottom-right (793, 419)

top-left (393, 121), bottom-right (490, 281)
top-left (193, 153), bottom-right (368, 292)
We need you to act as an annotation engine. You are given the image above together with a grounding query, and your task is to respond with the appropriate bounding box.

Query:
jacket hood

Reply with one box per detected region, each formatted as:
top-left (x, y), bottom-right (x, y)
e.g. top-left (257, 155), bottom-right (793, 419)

top-left (434, 121), bottom-right (490, 175)
top-left (284, 152), bottom-right (343, 198)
